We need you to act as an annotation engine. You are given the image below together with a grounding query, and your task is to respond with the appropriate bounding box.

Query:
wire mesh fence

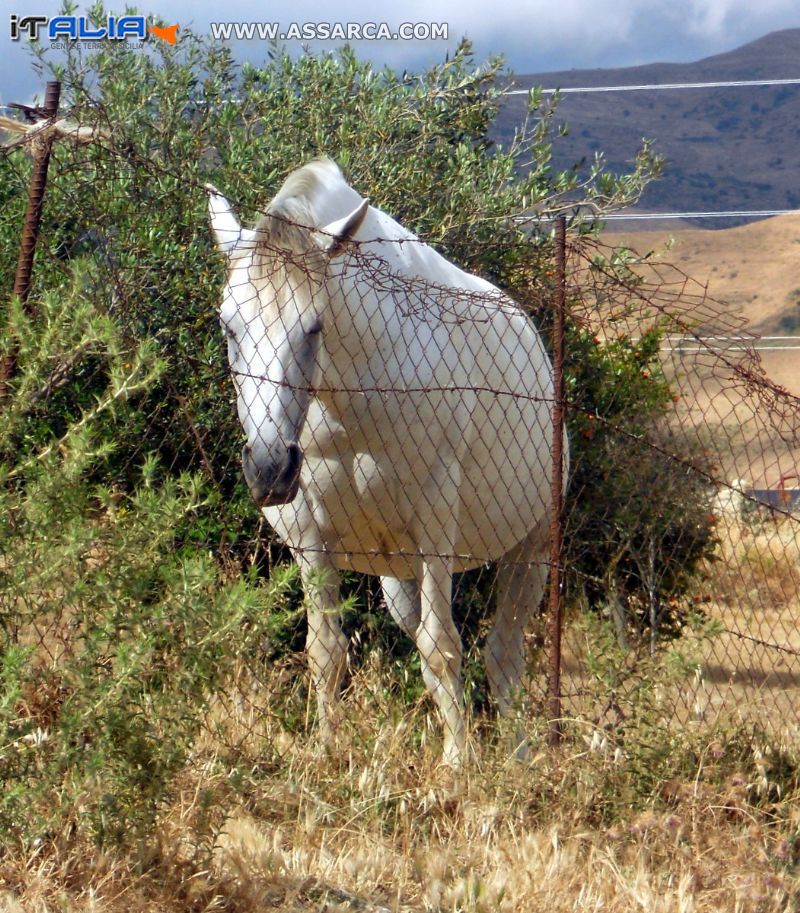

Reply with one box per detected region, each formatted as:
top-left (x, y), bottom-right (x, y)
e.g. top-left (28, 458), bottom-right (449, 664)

top-left (561, 234), bottom-right (800, 741)
top-left (3, 88), bottom-right (800, 775)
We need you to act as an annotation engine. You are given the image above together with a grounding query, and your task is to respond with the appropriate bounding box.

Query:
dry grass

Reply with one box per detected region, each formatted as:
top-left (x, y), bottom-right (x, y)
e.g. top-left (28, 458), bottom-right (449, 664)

top-left (553, 511), bottom-right (800, 738)
top-left (676, 512), bottom-right (800, 736)
top-left (603, 214), bottom-right (800, 340)
top-left (5, 627), bottom-right (800, 913)
top-left (4, 751), bottom-right (798, 912)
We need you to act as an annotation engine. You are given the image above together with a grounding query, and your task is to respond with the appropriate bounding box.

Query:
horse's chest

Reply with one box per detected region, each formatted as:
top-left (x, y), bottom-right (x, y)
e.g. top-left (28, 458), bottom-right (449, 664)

top-left (350, 451), bottom-right (407, 505)
top-left (291, 451), bottom-right (418, 574)
top-left (321, 451), bottom-right (418, 526)
top-left (314, 383), bottom-right (468, 459)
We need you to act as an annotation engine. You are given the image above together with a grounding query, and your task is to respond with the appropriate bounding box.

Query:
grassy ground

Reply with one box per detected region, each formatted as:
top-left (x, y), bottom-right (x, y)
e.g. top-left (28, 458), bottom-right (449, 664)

top-left (3, 648), bottom-right (800, 912)
top-left (3, 745), bottom-right (799, 912)
top-left (4, 515), bottom-right (800, 913)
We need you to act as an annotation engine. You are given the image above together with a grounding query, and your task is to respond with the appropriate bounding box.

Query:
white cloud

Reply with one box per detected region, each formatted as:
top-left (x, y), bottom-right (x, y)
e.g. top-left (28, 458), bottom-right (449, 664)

top-left (683, 0), bottom-right (798, 38)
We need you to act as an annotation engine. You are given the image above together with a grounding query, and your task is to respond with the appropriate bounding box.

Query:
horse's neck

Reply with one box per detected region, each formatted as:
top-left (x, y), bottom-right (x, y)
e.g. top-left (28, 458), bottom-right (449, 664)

top-left (318, 204), bottom-right (491, 386)
top-left (321, 277), bottom-right (388, 382)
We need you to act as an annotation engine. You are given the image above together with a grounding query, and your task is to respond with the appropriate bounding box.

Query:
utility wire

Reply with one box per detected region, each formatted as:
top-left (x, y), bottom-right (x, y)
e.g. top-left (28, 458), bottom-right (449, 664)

top-left (504, 77), bottom-right (800, 221)
top-left (520, 209), bottom-right (800, 224)
top-left (503, 77), bottom-right (800, 95)
top-left (602, 209), bottom-right (800, 221)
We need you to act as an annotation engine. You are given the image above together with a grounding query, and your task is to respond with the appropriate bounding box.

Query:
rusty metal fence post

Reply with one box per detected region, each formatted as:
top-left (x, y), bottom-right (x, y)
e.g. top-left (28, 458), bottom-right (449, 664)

top-left (547, 215), bottom-right (567, 746)
top-left (0, 80), bottom-right (61, 401)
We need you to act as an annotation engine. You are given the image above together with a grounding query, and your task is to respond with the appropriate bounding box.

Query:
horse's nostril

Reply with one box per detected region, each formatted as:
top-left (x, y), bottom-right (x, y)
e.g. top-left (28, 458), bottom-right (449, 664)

top-left (285, 443), bottom-right (302, 479)
top-left (241, 442), bottom-right (302, 505)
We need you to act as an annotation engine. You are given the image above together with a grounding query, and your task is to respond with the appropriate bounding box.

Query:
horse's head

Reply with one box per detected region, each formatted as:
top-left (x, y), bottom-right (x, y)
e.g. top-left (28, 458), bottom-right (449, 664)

top-left (206, 180), bottom-right (368, 506)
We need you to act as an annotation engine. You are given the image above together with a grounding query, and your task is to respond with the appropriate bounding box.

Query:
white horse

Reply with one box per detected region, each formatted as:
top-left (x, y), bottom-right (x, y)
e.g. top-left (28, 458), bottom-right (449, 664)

top-left (206, 158), bottom-right (564, 765)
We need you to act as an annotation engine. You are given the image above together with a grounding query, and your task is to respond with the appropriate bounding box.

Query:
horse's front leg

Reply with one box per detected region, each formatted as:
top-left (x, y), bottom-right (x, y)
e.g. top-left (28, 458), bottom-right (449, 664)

top-left (296, 549), bottom-right (347, 745)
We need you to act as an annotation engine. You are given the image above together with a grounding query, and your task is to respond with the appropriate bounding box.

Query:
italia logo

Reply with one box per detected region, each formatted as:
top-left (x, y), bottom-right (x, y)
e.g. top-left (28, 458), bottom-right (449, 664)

top-left (9, 15), bottom-right (179, 43)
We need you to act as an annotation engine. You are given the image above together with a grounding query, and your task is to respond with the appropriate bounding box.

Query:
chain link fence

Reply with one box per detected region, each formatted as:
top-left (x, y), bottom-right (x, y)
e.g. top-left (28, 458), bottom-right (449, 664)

top-left (3, 88), bottom-right (800, 774)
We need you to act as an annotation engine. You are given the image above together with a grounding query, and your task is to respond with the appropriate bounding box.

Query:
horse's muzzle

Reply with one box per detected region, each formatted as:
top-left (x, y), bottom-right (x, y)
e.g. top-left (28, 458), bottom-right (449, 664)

top-left (242, 442), bottom-right (303, 506)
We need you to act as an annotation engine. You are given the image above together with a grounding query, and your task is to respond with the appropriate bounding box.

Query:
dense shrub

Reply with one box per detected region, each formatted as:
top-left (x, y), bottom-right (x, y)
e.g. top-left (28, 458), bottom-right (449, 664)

top-left (0, 280), bottom-right (297, 846)
top-left (564, 323), bottom-right (718, 644)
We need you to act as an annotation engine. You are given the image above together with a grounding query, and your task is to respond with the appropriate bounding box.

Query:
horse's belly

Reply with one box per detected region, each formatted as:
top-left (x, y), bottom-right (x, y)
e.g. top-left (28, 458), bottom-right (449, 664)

top-left (455, 461), bottom-right (550, 562)
top-left (446, 394), bottom-right (553, 558)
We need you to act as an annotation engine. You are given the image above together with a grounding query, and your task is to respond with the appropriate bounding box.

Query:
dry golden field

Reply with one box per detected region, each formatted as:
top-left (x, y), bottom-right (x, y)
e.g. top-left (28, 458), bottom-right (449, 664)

top-left (604, 214), bottom-right (800, 341)
top-left (596, 216), bottom-right (800, 733)
top-left (603, 214), bottom-right (800, 488)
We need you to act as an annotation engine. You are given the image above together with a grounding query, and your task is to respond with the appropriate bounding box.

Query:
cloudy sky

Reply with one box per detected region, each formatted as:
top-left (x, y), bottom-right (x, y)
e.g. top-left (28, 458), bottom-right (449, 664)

top-left (1, 0), bottom-right (800, 105)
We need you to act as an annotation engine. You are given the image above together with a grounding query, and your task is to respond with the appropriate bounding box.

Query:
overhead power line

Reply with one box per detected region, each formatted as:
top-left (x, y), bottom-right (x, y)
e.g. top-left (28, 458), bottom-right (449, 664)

top-left (502, 75), bottom-right (800, 222)
top-left (665, 336), bottom-right (800, 342)
top-left (666, 345), bottom-right (800, 352)
top-left (503, 77), bottom-right (800, 96)
top-left (518, 208), bottom-right (800, 223)
top-left (661, 335), bottom-right (800, 353)
top-left (602, 209), bottom-right (800, 221)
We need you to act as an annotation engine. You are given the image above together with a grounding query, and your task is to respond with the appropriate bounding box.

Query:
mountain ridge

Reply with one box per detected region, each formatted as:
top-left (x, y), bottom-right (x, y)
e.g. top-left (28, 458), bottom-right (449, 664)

top-left (493, 29), bottom-right (800, 227)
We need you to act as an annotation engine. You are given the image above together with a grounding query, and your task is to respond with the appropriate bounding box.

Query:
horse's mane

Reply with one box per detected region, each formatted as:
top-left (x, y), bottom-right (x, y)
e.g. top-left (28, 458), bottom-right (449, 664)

top-left (248, 158), bottom-right (496, 313)
top-left (252, 158), bottom-right (352, 259)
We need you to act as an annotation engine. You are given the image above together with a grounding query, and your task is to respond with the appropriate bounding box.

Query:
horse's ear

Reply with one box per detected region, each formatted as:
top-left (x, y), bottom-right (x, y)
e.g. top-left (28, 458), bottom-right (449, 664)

top-left (205, 184), bottom-right (250, 255)
top-left (315, 199), bottom-right (369, 257)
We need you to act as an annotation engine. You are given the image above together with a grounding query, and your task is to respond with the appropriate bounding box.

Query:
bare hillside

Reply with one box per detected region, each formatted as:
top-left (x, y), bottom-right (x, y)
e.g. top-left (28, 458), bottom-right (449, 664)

top-left (605, 214), bottom-right (800, 394)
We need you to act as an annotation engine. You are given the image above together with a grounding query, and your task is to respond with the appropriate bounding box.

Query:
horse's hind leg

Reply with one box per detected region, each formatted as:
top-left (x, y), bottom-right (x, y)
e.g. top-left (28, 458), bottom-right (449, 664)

top-left (298, 551), bottom-right (348, 745)
top-left (484, 529), bottom-right (549, 753)
top-left (415, 553), bottom-right (465, 766)
top-left (381, 576), bottom-right (421, 641)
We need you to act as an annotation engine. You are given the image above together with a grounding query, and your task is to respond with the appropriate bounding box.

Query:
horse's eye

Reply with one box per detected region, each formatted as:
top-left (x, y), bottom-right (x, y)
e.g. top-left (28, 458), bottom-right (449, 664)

top-left (308, 320), bottom-right (323, 336)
